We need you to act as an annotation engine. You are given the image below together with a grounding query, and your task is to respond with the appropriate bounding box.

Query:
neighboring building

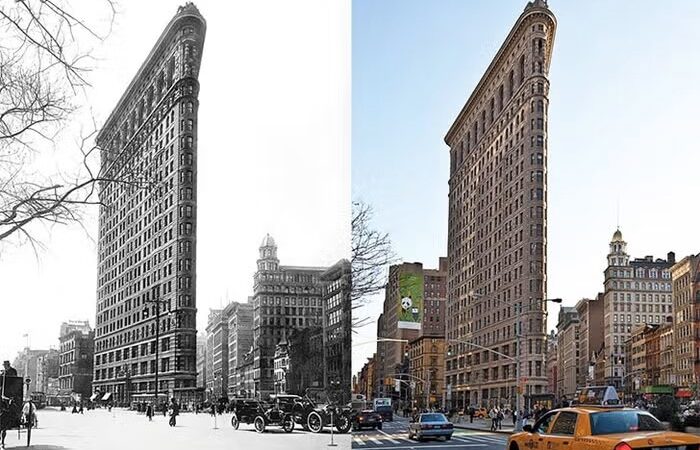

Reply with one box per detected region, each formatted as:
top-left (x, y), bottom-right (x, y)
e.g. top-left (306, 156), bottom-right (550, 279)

top-left (355, 355), bottom-right (377, 401)
top-left (374, 314), bottom-right (387, 399)
top-left (205, 305), bottom-right (231, 399)
top-left (36, 349), bottom-right (60, 393)
top-left (252, 235), bottom-right (327, 397)
top-left (556, 307), bottom-right (579, 399)
top-left (227, 300), bottom-right (254, 397)
top-left (408, 336), bottom-right (445, 409)
top-left (376, 263), bottom-right (423, 399)
top-left (238, 349), bottom-right (255, 398)
top-left (273, 336), bottom-right (289, 394)
top-left (13, 349), bottom-right (50, 395)
top-left (659, 322), bottom-right (675, 386)
top-left (545, 330), bottom-right (557, 396)
top-left (59, 321), bottom-right (92, 338)
top-left (671, 254), bottom-right (700, 388)
top-left (285, 327), bottom-right (324, 395)
top-left (320, 259), bottom-right (352, 404)
top-left (575, 295), bottom-right (604, 387)
top-left (422, 258), bottom-right (447, 337)
top-left (444, 0), bottom-right (556, 410)
top-left (592, 344), bottom-right (607, 386)
top-left (627, 324), bottom-right (656, 396)
top-left (602, 229), bottom-right (675, 389)
top-left (92, 3), bottom-right (206, 404)
top-left (59, 325), bottom-right (94, 400)
top-left (196, 332), bottom-right (206, 388)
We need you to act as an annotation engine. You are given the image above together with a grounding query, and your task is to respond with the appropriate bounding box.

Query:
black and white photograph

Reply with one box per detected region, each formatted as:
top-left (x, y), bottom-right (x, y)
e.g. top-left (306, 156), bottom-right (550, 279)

top-left (0, 0), bottom-right (350, 449)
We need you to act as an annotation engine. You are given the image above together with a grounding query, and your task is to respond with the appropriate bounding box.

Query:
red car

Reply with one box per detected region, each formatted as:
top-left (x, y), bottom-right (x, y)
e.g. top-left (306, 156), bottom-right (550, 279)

top-left (353, 410), bottom-right (383, 431)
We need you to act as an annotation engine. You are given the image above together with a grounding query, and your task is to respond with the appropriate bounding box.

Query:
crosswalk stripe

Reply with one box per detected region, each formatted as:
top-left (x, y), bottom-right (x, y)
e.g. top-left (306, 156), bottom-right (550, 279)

top-left (352, 436), bottom-right (366, 446)
top-left (376, 429), bottom-right (400, 444)
top-left (367, 436), bottom-right (382, 445)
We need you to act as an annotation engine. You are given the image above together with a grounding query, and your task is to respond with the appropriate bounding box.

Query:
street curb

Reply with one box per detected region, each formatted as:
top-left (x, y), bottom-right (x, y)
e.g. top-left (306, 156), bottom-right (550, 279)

top-left (454, 424), bottom-right (514, 435)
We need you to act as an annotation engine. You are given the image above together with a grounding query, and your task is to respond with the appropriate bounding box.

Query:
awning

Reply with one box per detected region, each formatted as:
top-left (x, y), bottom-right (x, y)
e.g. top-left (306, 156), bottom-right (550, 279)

top-left (101, 392), bottom-right (112, 401)
top-left (643, 385), bottom-right (674, 395)
top-left (676, 388), bottom-right (693, 398)
top-left (89, 394), bottom-right (98, 401)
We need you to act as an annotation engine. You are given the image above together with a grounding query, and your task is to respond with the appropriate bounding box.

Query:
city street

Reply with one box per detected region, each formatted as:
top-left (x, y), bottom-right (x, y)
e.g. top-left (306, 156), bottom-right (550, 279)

top-left (351, 417), bottom-right (508, 449)
top-left (3, 407), bottom-right (350, 450)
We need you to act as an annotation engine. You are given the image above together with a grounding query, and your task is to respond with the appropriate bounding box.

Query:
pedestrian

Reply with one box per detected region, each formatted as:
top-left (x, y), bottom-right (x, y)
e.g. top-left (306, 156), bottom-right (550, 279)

top-left (163, 403), bottom-right (167, 417)
top-left (71, 404), bottom-right (78, 414)
top-left (146, 402), bottom-right (154, 421)
top-left (468, 406), bottom-right (474, 423)
top-left (489, 407), bottom-right (496, 431)
top-left (168, 398), bottom-right (179, 427)
top-left (79, 404), bottom-right (84, 414)
top-left (0, 361), bottom-right (17, 377)
top-left (497, 408), bottom-right (504, 430)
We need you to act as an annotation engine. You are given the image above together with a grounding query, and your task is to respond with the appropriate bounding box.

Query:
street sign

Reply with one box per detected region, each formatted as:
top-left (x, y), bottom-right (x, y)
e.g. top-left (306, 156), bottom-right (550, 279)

top-left (394, 379), bottom-right (401, 392)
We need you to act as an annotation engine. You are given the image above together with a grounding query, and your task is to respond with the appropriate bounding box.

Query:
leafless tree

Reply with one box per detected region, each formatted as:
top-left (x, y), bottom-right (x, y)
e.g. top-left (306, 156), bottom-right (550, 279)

top-left (351, 200), bottom-right (396, 329)
top-left (0, 0), bottom-right (123, 251)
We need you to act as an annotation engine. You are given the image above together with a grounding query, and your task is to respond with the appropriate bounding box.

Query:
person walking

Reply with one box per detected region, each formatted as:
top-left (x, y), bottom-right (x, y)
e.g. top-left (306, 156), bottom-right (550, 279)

top-left (146, 403), bottom-right (154, 421)
top-left (168, 398), bottom-right (179, 427)
top-left (468, 406), bottom-right (474, 423)
top-left (0, 362), bottom-right (17, 377)
top-left (489, 407), bottom-right (496, 431)
top-left (497, 408), bottom-right (504, 430)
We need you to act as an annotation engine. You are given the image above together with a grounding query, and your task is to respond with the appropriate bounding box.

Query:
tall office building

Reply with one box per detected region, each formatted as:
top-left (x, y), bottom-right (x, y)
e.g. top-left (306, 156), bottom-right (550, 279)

top-left (252, 235), bottom-right (327, 397)
top-left (671, 254), bottom-right (700, 388)
top-left (602, 229), bottom-right (674, 389)
top-left (444, 0), bottom-right (556, 409)
top-left (93, 3), bottom-right (205, 404)
top-left (227, 300), bottom-right (254, 397)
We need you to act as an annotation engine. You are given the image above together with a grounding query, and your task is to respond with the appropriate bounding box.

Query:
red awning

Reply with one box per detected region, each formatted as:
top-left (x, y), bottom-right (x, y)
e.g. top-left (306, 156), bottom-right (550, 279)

top-left (676, 388), bottom-right (692, 398)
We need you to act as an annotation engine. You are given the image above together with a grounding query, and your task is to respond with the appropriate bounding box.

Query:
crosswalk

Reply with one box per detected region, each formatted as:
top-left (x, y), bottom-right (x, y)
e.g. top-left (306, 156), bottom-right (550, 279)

top-left (351, 429), bottom-right (507, 449)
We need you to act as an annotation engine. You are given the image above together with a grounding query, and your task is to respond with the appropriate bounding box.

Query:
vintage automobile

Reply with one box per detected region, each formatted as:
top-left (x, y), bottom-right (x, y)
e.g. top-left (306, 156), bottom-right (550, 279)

top-left (408, 412), bottom-right (453, 441)
top-left (1, 375), bottom-right (35, 448)
top-left (229, 398), bottom-right (295, 433)
top-left (507, 386), bottom-right (700, 450)
top-left (290, 393), bottom-right (353, 434)
top-left (353, 409), bottom-right (383, 431)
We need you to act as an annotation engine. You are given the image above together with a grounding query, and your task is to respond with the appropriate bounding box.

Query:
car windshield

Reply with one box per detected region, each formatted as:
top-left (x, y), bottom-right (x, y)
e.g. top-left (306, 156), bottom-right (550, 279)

top-left (421, 413), bottom-right (447, 423)
top-left (590, 411), bottom-right (665, 435)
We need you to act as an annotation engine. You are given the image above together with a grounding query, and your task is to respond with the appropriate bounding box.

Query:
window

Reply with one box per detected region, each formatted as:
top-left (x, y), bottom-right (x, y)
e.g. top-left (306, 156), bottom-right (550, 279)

top-left (550, 412), bottom-right (578, 435)
top-left (533, 411), bottom-right (557, 434)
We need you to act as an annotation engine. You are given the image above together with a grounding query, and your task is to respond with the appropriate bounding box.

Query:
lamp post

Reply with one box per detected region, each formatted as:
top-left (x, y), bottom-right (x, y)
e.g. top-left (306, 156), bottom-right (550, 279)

top-left (143, 285), bottom-right (169, 409)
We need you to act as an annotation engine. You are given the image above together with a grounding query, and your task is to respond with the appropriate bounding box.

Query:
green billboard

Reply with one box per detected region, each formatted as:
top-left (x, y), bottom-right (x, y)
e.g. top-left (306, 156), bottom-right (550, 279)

top-left (398, 271), bottom-right (423, 330)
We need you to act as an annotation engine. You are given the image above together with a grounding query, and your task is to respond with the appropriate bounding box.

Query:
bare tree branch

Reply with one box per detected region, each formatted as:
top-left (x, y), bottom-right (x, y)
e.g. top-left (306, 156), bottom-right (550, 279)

top-left (351, 200), bottom-right (397, 330)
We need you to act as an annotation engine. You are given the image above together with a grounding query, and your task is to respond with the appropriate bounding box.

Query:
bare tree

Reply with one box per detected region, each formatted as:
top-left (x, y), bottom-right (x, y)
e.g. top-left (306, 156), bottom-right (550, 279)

top-left (351, 200), bottom-right (396, 329)
top-left (0, 0), bottom-right (120, 250)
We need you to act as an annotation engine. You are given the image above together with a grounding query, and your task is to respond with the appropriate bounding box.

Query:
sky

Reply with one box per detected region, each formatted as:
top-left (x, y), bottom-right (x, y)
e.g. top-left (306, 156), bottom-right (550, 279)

top-left (352, 0), bottom-right (700, 375)
top-left (0, 0), bottom-right (350, 362)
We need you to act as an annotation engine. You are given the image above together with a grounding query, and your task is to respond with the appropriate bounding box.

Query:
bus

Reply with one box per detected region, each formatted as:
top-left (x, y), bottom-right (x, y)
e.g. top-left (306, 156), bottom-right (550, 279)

top-left (373, 397), bottom-right (393, 422)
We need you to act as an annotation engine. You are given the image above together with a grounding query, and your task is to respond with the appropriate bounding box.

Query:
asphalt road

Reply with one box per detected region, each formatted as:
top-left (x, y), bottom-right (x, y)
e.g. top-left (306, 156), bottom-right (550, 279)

top-left (3, 407), bottom-right (351, 450)
top-left (352, 417), bottom-right (508, 449)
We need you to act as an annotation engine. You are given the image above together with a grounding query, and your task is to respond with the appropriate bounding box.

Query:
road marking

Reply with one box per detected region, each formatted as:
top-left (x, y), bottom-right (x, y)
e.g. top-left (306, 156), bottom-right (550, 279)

top-left (352, 436), bottom-right (366, 446)
top-left (376, 429), bottom-right (400, 444)
top-left (367, 436), bottom-right (383, 445)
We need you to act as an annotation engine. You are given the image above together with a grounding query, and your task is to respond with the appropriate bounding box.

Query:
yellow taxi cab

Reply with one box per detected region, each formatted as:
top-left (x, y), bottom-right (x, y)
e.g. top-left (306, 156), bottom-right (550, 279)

top-left (507, 386), bottom-right (700, 450)
top-left (475, 407), bottom-right (489, 419)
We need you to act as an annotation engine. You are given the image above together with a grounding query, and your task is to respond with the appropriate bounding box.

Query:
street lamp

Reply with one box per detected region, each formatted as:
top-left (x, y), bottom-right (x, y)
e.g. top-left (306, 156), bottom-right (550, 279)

top-left (143, 284), bottom-right (170, 408)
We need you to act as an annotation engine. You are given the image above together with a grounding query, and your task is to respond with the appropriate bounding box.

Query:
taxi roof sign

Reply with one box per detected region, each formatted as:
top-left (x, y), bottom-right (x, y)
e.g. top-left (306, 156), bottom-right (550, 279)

top-left (573, 386), bottom-right (622, 407)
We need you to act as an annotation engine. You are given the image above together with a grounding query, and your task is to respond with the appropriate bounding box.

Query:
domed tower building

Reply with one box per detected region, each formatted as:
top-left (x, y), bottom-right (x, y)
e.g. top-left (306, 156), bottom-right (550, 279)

top-left (251, 234), bottom-right (328, 398)
top-left (601, 228), bottom-right (675, 394)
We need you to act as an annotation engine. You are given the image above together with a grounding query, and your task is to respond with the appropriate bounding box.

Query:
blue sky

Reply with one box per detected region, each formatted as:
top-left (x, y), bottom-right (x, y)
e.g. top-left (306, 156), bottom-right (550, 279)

top-left (352, 0), bottom-right (700, 374)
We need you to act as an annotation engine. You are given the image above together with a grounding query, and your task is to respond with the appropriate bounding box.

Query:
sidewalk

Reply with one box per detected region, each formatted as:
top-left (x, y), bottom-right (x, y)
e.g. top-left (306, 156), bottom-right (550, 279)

top-left (452, 417), bottom-right (526, 435)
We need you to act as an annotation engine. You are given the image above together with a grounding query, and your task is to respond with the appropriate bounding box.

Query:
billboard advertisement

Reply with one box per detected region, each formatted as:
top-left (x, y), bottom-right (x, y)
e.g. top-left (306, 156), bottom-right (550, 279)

top-left (397, 271), bottom-right (423, 329)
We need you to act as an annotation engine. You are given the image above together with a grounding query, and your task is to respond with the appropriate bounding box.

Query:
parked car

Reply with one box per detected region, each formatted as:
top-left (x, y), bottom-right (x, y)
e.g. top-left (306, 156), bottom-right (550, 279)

top-left (353, 410), bottom-right (383, 431)
top-left (408, 413), bottom-right (453, 442)
top-left (291, 393), bottom-right (353, 433)
top-left (229, 398), bottom-right (295, 433)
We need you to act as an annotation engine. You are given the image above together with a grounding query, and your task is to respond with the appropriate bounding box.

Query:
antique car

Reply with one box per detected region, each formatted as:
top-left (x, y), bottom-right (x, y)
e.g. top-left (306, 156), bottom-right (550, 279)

top-left (353, 409), bottom-right (383, 431)
top-left (1, 375), bottom-right (35, 448)
top-left (408, 412), bottom-right (453, 441)
top-left (229, 398), bottom-right (294, 433)
top-left (291, 393), bottom-right (353, 434)
top-left (507, 386), bottom-right (700, 450)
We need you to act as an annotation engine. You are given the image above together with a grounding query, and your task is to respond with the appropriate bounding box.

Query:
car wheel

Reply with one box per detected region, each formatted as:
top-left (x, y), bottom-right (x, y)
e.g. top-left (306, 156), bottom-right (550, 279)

top-left (307, 411), bottom-right (324, 433)
top-left (282, 415), bottom-right (295, 433)
top-left (336, 415), bottom-right (352, 434)
top-left (254, 416), bottom-right (266, 433)
top-left (231, 414), bottom-right (240, 430)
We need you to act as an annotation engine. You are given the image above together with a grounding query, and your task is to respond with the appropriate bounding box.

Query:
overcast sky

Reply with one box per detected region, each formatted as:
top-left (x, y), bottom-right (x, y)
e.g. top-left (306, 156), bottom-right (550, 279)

top-left (352, 0), bottom-right (700, 375)
top-left (0, 0), bottom-right (350, 362)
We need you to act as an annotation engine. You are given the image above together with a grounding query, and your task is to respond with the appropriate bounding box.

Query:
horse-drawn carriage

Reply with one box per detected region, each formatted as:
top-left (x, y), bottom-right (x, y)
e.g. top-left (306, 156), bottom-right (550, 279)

top-left (1, 375), bottom-right (35, 448)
